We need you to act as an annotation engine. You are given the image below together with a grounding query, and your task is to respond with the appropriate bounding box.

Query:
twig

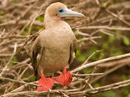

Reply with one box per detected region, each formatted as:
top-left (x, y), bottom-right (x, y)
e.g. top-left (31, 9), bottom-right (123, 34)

top-left (80, 26), bottom-right (130, 31)
top-left (0, 43), bottom-right (17, 77)
top-left (0, 77), bottom-right (39, 86)
top-left (2, 79), bottom-right (130, 97)
top-left (71, 53), bottom-right (130, 73)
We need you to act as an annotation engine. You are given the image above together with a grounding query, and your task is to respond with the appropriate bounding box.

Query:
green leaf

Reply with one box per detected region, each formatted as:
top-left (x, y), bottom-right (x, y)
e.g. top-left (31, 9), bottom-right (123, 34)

top-left (22, 72), bottom-right (30, 78)
top-left (0, 11), bottom-right (4, 15)
top-left (76, 49), bottom-right (81, 56)
top-left (36, 16), bottom-right (44, 22)
top-left (82, 67), bottom-right (94, 73)
top-left (112, 51), bottom-right (124, 56)
top-left (29, 76), bottom-right (36, 81)
top-left (89, 47), bottom-right (98, 53)
top-left (33, 25), bottom-right (42, 30)
top-left (124, 88), bottom-right (129, 97)
top-left (123, 36), bottom-right (130, 46)
top-left (22, 31), bottom-right (28, 36)
top-left (121, 75), bottom-right (127, 81)
top-left (102, 90), bottom-right (119, 97)
top-left (94, 83), bottom-right (101, 88)
top-left (77, 55), bottom-right (86, 62)
top-left (103, 43), bottom-right (109, 50)
top-left (108, 36), bottom-right (115, 43)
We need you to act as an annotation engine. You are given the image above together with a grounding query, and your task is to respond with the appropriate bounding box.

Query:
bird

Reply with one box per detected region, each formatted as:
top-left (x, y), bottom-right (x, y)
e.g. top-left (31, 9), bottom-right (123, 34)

top-left (31, 2), bottom-right (84, 91)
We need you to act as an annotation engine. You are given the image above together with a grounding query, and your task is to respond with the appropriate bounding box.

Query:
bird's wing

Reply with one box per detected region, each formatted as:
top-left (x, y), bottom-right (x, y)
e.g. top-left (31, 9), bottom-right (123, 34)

top-left (31, 36), bottom-right (43, 78)
top-left (68, 35), bottom-right (77, 65)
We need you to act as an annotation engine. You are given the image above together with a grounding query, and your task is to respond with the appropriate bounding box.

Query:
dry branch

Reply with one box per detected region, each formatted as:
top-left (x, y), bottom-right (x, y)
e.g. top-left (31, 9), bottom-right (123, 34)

top-left (71, 53), bottom-right (130, 73)
top-left (0, 0), bottom-right (130, 96)
top-left (1, 79), bottom-right (130, 97)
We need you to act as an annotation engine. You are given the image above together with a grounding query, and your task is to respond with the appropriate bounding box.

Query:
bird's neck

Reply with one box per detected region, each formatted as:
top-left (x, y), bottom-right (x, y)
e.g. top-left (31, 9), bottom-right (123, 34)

top-left (44, 13), bottom-right (63, 29)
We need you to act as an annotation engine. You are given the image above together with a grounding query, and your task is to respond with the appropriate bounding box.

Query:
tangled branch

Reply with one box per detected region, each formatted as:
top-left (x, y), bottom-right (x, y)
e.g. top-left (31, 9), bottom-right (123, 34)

top-left (0, 0), bottom-right (130, 97)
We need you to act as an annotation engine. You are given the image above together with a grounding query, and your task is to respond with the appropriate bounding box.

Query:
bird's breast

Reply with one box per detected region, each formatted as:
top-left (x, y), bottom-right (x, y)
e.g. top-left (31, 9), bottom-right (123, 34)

top-left (40, 23), bottom-right (73, 49)
top-left (39, 24), bottom-right (74, 73)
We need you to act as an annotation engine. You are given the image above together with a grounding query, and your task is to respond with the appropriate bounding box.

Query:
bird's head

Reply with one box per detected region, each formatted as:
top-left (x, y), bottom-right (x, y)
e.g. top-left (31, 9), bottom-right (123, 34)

top-left (46, 2), bottom-right (85, 18)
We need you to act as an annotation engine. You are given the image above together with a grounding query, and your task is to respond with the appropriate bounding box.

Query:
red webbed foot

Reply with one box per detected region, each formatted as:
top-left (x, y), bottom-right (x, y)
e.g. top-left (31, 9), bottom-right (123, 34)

top-left (55, 67), bottom-right (72, 86)
top-left (37, 72), bottom-right (55, 91)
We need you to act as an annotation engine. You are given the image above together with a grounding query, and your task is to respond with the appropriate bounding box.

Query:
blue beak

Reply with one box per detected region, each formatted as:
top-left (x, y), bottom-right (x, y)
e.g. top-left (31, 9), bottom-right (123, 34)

top-left (61, 8), bottom-right (85, 17)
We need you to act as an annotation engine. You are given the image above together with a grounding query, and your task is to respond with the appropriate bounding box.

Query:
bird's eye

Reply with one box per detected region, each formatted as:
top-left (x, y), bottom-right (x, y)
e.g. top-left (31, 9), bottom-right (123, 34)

top-left (58, 9), bottom-right (64, 13)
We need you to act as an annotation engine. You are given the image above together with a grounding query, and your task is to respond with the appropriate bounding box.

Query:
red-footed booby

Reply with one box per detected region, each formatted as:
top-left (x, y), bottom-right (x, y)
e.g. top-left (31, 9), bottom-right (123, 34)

top-left (31, 2), bottom-right (84, 91)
